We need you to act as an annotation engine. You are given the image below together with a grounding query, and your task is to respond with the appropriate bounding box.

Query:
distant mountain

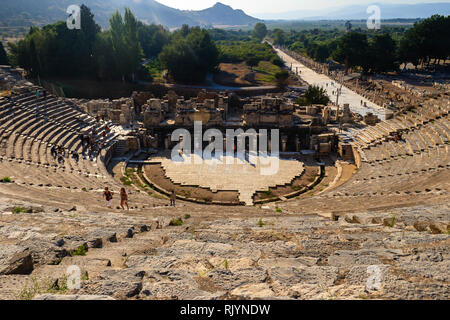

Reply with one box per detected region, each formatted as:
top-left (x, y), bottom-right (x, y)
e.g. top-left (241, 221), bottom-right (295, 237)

top-left (0, 0), bottom-right (260, 29)
top-left (183, 2), bottom-right (260, 27)
top-left (258, 2), bottom-right (450, 20)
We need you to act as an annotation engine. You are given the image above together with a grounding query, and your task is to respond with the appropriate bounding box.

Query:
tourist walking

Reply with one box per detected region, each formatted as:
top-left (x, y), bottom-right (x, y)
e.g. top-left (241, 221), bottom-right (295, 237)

top-left (57, 151), bottom-right (65, 165)
top-left (120, 188), bottom-right (129, 211)
top-left (58, 146), bottom-right (65, 157)
top-left (79, 133), bottom-right (86, 146)
top-left (50, 145), bottom-right (57, 159)
top-left (103, 187), bottom-right (114, 209)
top-left (170, 191), bottom-right (176, 207)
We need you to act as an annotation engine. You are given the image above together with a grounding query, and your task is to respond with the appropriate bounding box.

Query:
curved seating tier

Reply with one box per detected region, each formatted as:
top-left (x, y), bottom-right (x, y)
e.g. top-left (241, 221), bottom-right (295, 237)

top-left (0, 87), bottom-right (122, 193)
top-left (342, 103), bottom-right (450, 196)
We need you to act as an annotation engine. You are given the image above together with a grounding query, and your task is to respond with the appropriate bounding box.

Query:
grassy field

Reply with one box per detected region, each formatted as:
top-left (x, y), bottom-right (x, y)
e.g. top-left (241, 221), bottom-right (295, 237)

top-left (213, 60), bottom-right (295, 87)
top-left (254, 61), bottom-right (283, 85)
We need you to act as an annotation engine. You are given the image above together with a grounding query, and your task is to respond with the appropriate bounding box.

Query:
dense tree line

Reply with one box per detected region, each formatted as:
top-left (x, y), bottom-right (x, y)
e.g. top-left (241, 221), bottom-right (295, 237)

top-left (137, 22), bottom-right (170, 58)
top-left (6, 14), bottom-right (280, 85)
top-left (279, 15), bottom-right (449, 73)
top-left (7, 6), bottom-right (222, 84)
top-left (7, 9), bottom-right (448, 86)
top-left (274, 28), bottom-right (340, 63)
top-left (8, 5), bottom-right (101, 78)
top-left (158, 25), bottom-right (219, 84)
top-left (7, 6), bottom-right (171, 81)
top-left (332, 32), bottom-right (398, 73)
top-left (207, 29), bottom-right (251, 42)
top-left (398, 15), bottom-right (450, 69)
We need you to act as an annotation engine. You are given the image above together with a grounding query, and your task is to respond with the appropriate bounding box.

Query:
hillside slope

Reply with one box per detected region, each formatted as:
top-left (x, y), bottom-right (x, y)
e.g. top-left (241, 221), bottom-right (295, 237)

top-left (0, 0), bottom-right (260, 29)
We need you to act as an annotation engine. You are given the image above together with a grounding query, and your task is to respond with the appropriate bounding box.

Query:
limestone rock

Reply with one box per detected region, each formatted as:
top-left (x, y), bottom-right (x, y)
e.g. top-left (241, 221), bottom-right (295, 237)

top-left (258, 257), bottom-right (318, 269)
top-left (33, 294), bottom-right (115, 300)
top-left (0, 245), bottom-right (33, 275)
top-left (328, 250), bottom-right (381, 267)
top-left (414, 220), bottom-right (430, 232)
top-left (429, 222), bottom-right (448, 234)
top-left (96, 269), bottom-right (144, 298)
top-left (230, 283), bottom-right (274, 299)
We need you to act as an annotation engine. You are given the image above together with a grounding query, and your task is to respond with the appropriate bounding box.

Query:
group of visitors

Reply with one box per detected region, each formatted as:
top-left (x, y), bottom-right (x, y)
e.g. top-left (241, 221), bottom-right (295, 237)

top-left (101, 187), bottom-right (177, 210)
top-left (50, 145), bottom-right (67, 164)
top-left (95, 114), bottom-right (106, 123)
top-left (80, 125), bottom-right (111, 155)
top-left (80, 133), bottom-right (102, 158)
top-left (103, 187), bottom-right (129, 210)
top-left (392, 132), bottom-right (404, 142)
top-left (332, 88), bottom-right (342, 96)
top-left (50, 145), bottom-right (81, 165)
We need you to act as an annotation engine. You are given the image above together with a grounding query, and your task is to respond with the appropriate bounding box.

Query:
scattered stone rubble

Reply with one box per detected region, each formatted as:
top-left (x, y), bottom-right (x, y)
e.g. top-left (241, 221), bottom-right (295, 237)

top-left (0, 201), bottom-right (448, 300)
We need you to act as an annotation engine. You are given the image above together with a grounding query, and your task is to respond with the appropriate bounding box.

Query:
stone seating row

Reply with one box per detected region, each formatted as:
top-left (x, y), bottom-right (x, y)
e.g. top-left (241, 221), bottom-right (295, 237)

top-left (353, 106), bottom-right (449, 149)
top-left (341, 144), bottom-right (449, 194)
top-left (0, 89), bottom-right (120, 188)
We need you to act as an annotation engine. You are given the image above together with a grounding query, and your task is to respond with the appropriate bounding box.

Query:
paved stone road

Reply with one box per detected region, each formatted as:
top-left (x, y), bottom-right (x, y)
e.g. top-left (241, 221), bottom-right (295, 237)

top-left (275, 48), bottom-right (387, 120)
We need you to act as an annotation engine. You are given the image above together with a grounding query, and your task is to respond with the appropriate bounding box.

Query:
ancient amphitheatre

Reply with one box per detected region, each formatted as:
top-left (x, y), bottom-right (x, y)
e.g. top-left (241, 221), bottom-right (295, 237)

top-left (0, 41), bottom-right (449, 301)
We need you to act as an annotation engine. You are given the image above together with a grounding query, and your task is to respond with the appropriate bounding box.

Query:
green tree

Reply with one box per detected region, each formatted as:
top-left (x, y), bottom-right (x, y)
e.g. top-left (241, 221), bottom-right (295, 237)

top-left (159, 27), bottom-right (218, 84)
top-left (246, 54), bottom-right (259, 69)
top-left (275, 70), bottom-right (289, 88)
top-left (75, 5), bottom-right (101, 76)
top-left (8, 5), bottom-right (101, 78)
top-left (0, 42), bottom-right (9, 65)
top-left (398, 15), bottom-right (450, 68)
top-left (367, 33), bottom-right (398, 73)
top-left (297, 85), bottom-right (330, 106)
top-left (307, 42), bottom-right (330, 62)
top-left (272, 29), bottom-right (286, 46)
top-left (345, 21), bottom-right (352, 32)
top-left (137, 22), bottom-right (169, 58)
top-left (332, 32), bottom-right (369, 72)
top-left (398, 30), bottom-right (421, 69)
top-left (109, 8), bottom-right (143, 81)
top-left (93, 31), bottom-right (117, 80)
top-left (179, 24), bottom-right (190, 37)
top-left (252, 23), bottom-right (268, 42)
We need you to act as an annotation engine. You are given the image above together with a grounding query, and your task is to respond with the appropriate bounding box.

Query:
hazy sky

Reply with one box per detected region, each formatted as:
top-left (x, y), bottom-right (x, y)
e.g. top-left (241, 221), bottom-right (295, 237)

top-left (155, 0), bottom-right (448, 15)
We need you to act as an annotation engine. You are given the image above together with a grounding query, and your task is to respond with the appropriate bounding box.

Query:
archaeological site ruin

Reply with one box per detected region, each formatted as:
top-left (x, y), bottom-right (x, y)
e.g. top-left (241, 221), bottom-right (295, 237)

top-left (0, 39), bottom-right (449, 301)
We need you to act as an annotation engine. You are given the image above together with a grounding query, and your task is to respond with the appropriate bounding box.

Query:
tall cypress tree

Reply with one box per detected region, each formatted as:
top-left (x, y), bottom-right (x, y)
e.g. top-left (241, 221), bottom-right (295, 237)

top-left (0, 42), bottom-right (8, 65)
